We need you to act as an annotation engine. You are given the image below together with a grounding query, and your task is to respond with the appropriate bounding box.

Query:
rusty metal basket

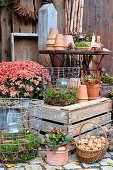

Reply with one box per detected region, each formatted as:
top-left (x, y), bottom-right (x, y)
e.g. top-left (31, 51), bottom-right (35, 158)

top-left (76, 122), bottom-right (108, 164)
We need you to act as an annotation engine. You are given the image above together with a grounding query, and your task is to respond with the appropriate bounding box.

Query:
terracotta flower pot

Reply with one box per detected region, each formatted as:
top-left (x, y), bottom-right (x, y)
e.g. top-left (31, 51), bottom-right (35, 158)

top-left (64, 35), bottom-right (74, 49)
top-left (77, 85), bottom-right (88, 103)
top-left (87, 84), bottom-right (101, 100)
top-left (47, 39), bottom-right (55, 44)
top-left (54, 34), bottom-right (65, 50)
top-left (48, 28), bottom-right (59, 39)
top-left (74, 47), bottom-right (90, 50)
top-left (46, 39), bottom-right (55, 50)
top-left (46, 146), bottom-right (68, 166)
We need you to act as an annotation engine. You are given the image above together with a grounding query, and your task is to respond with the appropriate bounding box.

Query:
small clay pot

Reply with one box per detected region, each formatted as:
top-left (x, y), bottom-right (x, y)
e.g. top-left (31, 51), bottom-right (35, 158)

top-left (48, 28), bottom-right (59, 40)
top-left (46, 39), bottom-right (55, 50)
top-left (77, 85), bottom-right (88, 103)
top-left (54, 46), bottom-right (65, 50)
top-left (64, 35), bottom-right (74, 49)
top-left (47, 39), bottom-right (55, 45)
top-left (87, 84), bottom-right (101, 100)
top-left (47, 146), bottom-right (68, 166)
top-left (54, 34), bottom-right (65, 50)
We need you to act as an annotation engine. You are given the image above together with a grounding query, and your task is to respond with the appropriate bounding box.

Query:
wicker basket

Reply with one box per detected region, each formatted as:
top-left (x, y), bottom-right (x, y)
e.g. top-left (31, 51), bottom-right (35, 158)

top-left (76, 122), bottom-right (108, 164)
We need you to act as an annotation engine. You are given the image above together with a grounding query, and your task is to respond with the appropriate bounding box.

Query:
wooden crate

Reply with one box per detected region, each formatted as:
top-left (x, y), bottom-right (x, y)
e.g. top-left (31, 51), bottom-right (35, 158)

top-left (41, 98), bottom-right (112, 138)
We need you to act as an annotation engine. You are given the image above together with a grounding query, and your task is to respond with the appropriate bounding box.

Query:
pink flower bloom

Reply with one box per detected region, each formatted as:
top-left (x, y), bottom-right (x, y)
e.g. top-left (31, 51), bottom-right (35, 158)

top-left (9, 87), bottom-right (15, 91)
top-left (4, 87), bottom-right (9, 93)
top-left (0, 85), bottom-right (5, 91)
top-left (36, 87), bottom-right (40, 91)
top-left (10, 91), bottom-right (17, 97)
top-left (38, 77), bottom-right (42, 81)
top-left (26, 85), bottom-right (33, 92)
top-left (24, 92), bottom-right (30, 97)
top-left (16, 81), bottom-right (22, 85)
top-left (34, 80), bottom-right (39, 86)
top-left (19, 84), bottom-right (25, 88)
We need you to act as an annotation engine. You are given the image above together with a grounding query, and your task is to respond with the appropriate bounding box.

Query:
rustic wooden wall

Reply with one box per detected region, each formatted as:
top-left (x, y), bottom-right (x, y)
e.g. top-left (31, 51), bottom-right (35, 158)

top-left (0, 0), bottom-right (113, 74)
top-left (83, 0), bottom-right (113, 74)
top-left (0, 0), bottom-right (64, 64)
top-left (0, 8), bottom-right (1, 62)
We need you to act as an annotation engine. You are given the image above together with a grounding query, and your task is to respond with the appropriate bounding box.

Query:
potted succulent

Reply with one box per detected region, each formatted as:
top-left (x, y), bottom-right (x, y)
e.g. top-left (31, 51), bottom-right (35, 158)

top-left (81, 75), bottom-right (102, 100)
top-left (44, 127), bottom-right (75, 166)
top-left (74, 42), bottom-right (89, 50)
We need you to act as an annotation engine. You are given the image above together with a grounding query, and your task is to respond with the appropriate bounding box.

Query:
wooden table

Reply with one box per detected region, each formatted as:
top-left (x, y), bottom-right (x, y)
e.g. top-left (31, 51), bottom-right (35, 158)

top-left (39, 50), bottom-right (112, 74)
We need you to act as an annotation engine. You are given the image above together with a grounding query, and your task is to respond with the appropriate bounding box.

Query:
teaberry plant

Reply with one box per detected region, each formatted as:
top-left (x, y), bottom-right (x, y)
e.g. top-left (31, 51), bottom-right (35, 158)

top-left (44, 127), bottom-right (75, 152)
top-left (0, 61), bottom-right (50, 99)
top-left (81, 75), bottom-right (102, 86)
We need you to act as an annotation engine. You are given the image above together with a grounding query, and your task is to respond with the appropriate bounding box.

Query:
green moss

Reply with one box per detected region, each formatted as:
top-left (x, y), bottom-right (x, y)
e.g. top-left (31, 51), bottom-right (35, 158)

top-left (0, 132), bottom-right (41, 163)
top-left (75, 42), bottom-right (89, 47)
top-left (44, 87), bottom-right (78, 106)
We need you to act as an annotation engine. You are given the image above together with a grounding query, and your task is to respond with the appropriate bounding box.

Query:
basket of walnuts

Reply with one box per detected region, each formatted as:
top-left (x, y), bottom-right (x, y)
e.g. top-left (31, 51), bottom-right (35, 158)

top-left (76, 122), bottom-right (109, 164)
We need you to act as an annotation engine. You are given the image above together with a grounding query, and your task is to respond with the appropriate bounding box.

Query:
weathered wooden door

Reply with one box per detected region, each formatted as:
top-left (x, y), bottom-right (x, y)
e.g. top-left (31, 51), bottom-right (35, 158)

top-left (83, 0), bottom-right (113, 74)
top-left (0, 7), bottom-right (1, 62)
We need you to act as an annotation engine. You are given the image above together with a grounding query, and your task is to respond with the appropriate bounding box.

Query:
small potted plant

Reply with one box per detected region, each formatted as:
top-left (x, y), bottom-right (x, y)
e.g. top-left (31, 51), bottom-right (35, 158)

top-left (44, 127), bottom-right (75, 166)
top-left (81, 75), bottom-right (102, 100)
top-left (74, 42), bottom-right (89, 50)
top-left (44, 87), bottom-right (78, 106)
top-left (106, 89), bottom-right (113, 98)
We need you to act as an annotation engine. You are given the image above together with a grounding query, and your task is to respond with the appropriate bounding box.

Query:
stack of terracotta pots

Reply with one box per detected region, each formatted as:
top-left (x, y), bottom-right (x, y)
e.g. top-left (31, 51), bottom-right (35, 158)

top-left (54, 34), bottom-right (65, 50)
top-left (77, 85), bottom-right (88, 103)
top-left (64, 35), bottom-right (74, 49)
top-left (46, 28), bottom-right (58, 50)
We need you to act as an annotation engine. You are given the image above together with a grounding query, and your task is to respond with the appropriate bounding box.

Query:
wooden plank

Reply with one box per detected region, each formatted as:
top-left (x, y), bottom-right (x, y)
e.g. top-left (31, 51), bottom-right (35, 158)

top-left (11, 33), bottom-right (15, 61)
top-left (89, 0), bottom-right (95, 32)
top-left (13, 33), bottom-right (38, 37)
top-left (69, 98), bottom-right (112, 123)
top-left (68, 112), bottom-right (111, 136)
top-left (108, 0), bottom-right (113, 74)
top-left (83, 0), bottom-right (89, 32)
top-left (0, 7), bottom-right (1, 62)
top-left (12, 0), bottom-right (34, 33)
top-left (14, 37), bottom-right (38, 61)
top-left (41, 120), bottom-right (68, 132)
top-left (61, 97), bottom-right (111, 111)
top-left (1, 5), bottom-right (11, 61)
top-left (42, 104), bottom-right (68, 124)
top-left (53, 0), bottom-right (64, 34)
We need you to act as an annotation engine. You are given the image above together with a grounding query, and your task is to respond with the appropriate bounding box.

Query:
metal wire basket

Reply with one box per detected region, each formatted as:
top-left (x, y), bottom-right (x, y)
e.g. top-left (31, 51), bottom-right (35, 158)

top-left (96, 120), bottom-right (113, 151)
top-left (0, 98), bottom-right (43, 163)
top-left (42, 67), bottom-right (80, 106)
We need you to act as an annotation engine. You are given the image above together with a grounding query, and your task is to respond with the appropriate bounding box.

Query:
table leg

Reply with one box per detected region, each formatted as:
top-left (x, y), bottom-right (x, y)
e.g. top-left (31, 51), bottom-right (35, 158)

top-left (96, 55), bottom-right (104, 74)
top-left (50, 54), bottom-right (56, 67)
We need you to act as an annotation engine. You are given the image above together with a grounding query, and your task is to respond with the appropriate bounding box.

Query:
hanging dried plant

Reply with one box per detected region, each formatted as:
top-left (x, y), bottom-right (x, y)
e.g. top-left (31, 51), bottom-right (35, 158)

top-left (9, 0), bottom-right (38, 21)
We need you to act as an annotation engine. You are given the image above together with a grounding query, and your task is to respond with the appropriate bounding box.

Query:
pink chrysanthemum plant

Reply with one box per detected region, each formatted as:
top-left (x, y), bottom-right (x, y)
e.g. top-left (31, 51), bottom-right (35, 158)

top-left (0, 61), bottom-right (50, 99)
top-left (44, 127), bottom-right (75, 152)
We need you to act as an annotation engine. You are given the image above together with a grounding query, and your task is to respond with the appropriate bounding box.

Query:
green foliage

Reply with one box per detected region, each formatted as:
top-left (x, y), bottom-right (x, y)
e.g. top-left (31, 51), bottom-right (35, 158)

top-left (44, 127), bottom-right (75, 152)
top-left (81, 75), bottom-right (102, 86)
top-left (85, 30), bottom-right (93, 42)
top-left (44, 87), bottom-right (78, 106)
top-left (75, 42), bottom-right (89, 47)
top-left (106, 89), bottom-right (113, 98)
top-left (0, 0), bottom-right (9, 7)
top-left (101, 75), bottom-right (113, 85)
top-left (0, 132), bottom-right (41, 163)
